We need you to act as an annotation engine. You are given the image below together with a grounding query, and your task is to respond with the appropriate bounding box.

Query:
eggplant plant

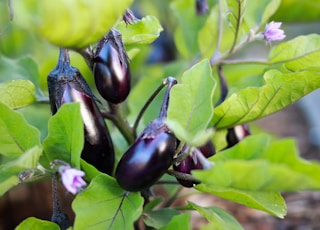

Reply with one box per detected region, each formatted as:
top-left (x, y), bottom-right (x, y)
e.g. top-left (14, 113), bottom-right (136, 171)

top-left (1, 1), bottom-right (320, 230)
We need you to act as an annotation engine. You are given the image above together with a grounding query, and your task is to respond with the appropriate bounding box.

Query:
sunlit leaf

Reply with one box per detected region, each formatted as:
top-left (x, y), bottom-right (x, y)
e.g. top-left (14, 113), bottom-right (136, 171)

top-left (12, 0), bottom-right (133, 48)
top-left (116, 16), bottom-right (163, 45)
top-left (269, 34), bottom-right (320, 71)
top-left (15, 217), bottom-right (60, 230)
top-left (73, 174), bottom-right (144, 230)
top-left (43, 103), bottom-right (83, 168)
top-left (212, 69), bottom-right (320, 128)
top-left (167, 59), bottom-right (216, 146)
top-left (0, 102), bottom-right (40, 157)
top-left (187, 201), bottom-right (244, 230)
top-left (159, 213), bottom-right (191, 230)
top-left (0, 80), bottom-right (36, 109)
top-left (0, 171), bottom-right (19, 196)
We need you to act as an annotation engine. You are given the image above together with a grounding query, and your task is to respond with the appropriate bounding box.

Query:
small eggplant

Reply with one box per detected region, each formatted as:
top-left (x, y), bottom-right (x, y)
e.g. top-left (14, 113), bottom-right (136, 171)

top-left (93, 30), bottom-right (131, 104)
top-left (115, 77), bottom-right (178, 191)
top-left (174, 140), bottom-right (215, 187)
top-left (47, 48), bottom-right (115, 175)
top-left (226, 124), bottom-right (251, 148)
top-left (196, 0), bottom-right (209, 16)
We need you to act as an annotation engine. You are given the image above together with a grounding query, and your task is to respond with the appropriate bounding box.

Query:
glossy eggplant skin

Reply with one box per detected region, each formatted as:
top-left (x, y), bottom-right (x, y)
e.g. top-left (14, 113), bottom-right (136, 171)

top-left (115, 119), bottom-right (176, 192)
top-left (61, 84), bottom-right (115, 175)
top-left (47, 49), bottom-right (115, 175)
top-left (174, 140), bottom-right (215, 187)
top-left (93, 36), bottom-right (131, 104)
top-left (226, 124), bottom-right (251, 148)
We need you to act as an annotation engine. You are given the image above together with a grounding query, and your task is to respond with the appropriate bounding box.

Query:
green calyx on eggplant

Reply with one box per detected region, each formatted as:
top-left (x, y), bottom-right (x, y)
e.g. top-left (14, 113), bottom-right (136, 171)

top-left (93, 29), bottom-right (131, 104)
top-left (226, 124), bottom-right (251, 148)
top-left (115, 77), bottom-right (178, 192)
top-left (173, 140), bottom-right (215, 187)
top-left (47, 48), bottom-right (115, 175)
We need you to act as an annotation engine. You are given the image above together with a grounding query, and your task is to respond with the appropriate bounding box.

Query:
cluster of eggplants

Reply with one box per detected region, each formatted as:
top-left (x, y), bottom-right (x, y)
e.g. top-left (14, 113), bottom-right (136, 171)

top-left (173, 140), bottom-right (215, 187)
top-left (47, 48), bottom-right (115, 175)
top-left (115, 77), bottom-right (178, 192)
top-left (93, 29), bottom-right (131, 104)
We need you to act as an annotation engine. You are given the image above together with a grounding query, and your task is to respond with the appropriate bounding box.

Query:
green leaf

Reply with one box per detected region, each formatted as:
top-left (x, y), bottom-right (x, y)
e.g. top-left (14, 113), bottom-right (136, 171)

top-left (167, 59), bottom-right (216, 146)
top-left (159, 213), bottom-right (191, 230)
top-left (43, 103), bottom-right (83, 168)
top-left (269, 34), bottom-right (320, 71)
top-left (193, 134), bottom-right (320, 215)
top-left (273, 0), bottom-right (320, 22)
top-left (72, 174), bottom-right (144, 230)
top-left (0, 56), bottom-right (41, 96)
top-left (0, 146), bottom-right (42, 196)
top-left (15, 217), bottom-right (60, 230)
top-left (0, 80), bottom-right (36, 109)
top-left (0, 171), bottom-right (19, 196)
top-left (187, 201), bottom-right (244, 230)
top-left (143, 208), bottom-right (180, 229)
top-left (212, 69), bottom-right (320, 128)
top-left (12, 0), bottom-right (133, 48)
top-left (195, 184), bottom-right (286, 218)
top-left (116, 16), bottom-right (163, 45)
top-left (0, 102), bottom-right (40, 157)
top-left (245, 0), bottom-right (281, 29)
top-left (171, 0), bottom-right (207, 59)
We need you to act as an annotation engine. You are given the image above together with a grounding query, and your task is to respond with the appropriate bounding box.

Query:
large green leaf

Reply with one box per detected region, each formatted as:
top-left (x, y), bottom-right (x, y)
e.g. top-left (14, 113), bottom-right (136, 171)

top-left (0, 80), bottom-right (36, 109)
top-left (12, 0), bottom-right (133, 48)
top-left (194, 134), bottom-right (320, 193)
top-left (0, 56), bottom-right (41, 96)
top-left (195, 184), bottom-right (286, 218)
top-left (15, 217), bottom-right (59, 230)
top-left (43, 103), bottom-right (83, 168)
top-left (116, 16), bottom-right (163, 45)
top-left (159, 213), bottom-right (191, 230)
top-left (0, 102), bottom-right (40, 158)
top-left (212, 69), bottom-right (320, 129)
top-left (167, 59), bottom-right (216, 146)
top-left (269, 34), bottom-right (320, 71)
top-left (187, 202), bottom-right (244, 230)
top-left (72, 174), bottom-right (144, 230)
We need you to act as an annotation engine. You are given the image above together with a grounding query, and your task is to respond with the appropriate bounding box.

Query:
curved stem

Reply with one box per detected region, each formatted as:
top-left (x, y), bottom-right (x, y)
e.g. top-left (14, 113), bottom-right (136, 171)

top-left (133, 78), bottom-right (169, 135)
top-left (158, 77), bottom-right (178, 119)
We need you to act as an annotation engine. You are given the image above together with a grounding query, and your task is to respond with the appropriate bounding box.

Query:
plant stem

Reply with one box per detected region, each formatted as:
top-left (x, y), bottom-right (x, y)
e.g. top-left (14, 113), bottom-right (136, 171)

top-left (167, 169), bottom-right (201, 184)
top-left (107, 103), bottom-right (135, 144)
top-left (133, 78), bottom-right (169, 136)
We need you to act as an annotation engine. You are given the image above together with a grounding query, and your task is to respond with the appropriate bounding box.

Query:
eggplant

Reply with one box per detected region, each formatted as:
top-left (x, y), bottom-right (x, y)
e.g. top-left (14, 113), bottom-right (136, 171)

top-left (93, 30), bottom-right (131, 104)
top-left (173, 140), bottom-right (215, 187)
top-left (196, 0), bottom-right (209, 16)
top-left (47, 48), bottom-right (115, 175)
top-left (115, 77), bottom-right (177, 191)
top-left (226, 124), bottom-right (251, 148)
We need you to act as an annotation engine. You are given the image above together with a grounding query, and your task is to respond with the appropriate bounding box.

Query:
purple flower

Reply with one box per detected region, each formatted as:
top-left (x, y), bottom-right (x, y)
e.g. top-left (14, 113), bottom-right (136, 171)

top-left (59, 166), bottom-right (87, 194)
top-left (263, 21), bottom-right (286, 41)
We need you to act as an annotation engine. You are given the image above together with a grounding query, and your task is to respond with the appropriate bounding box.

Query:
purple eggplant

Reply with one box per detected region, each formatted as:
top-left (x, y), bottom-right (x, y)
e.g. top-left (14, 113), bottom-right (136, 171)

top-left (226, 124), bottom-right (251, 148)
top-left (47, 48), bottom-right (115, 175)
top-left (196, 0), bottom-right (209, 16)
top-left (115, 77), bottom-right (177, 191)
top-left (173, 140), bottom-right (215, 187)
top-left (93, 30), bottom-right (131, 104)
